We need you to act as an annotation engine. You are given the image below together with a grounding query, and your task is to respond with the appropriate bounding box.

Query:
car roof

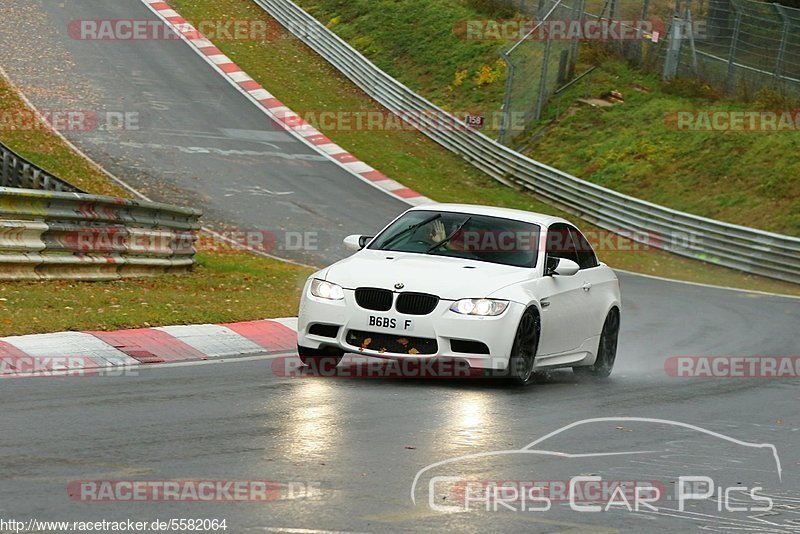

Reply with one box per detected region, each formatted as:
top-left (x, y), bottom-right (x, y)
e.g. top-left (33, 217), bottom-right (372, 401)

top-left (408, 203), bottom-right (572, 228)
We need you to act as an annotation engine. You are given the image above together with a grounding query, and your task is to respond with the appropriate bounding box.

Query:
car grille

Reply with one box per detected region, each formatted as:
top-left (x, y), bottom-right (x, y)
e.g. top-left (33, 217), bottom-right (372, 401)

top-left (346, 330), bottom-right (438, 355)
top-left (355, 288), bottom-right (393, 311)
top-left (395, 292), bottom-right (439, 315)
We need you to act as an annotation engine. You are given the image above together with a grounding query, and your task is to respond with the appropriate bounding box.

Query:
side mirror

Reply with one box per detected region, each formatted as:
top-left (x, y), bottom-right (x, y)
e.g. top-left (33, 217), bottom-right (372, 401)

top-left (546, 257), bottom-right (580, 277)
top-left (344, 235), bottom-right (373, 251)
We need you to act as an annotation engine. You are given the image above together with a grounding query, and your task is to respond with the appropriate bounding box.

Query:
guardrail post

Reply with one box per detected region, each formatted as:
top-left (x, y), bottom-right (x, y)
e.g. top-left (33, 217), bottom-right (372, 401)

top-left (12, 159), bottom-right (22, 188)
top-left (568, 0), bottom-right (585, 77)
top-left (662, 15), bottom-right (685, 80)
top-left (725, 0), bottom-right (743, 92)
top-left (1, 151), bottom-right (10, 187)
top-left (636, 0), bottom-right (651, 64)
top-left (498, 51), bottom-right (515, 145)
top-left (684, 0), bottom-right (698, 74)
top-left (773, 4), bottom-right (791, 81)
top-left (534, 38), bottom-right (553, 121)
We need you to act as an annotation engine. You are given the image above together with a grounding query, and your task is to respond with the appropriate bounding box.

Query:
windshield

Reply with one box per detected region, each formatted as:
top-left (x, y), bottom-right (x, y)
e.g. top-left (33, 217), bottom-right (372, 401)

top-left (368, 210), bottom-right (541, 268)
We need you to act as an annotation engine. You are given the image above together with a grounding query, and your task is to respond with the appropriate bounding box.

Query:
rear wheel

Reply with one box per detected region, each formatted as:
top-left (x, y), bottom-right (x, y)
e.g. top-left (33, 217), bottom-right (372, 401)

top-left (297, 345), bottom-right (344, 372)
top-left (508, 308), bottom-right (541, 386)
top-left (574, 308), bottom-right (620, 379)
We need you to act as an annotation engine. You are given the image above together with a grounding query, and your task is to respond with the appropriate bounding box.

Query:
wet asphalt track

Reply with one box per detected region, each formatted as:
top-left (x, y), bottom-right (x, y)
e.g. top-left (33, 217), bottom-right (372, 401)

top-left (0, 1), bottom-right (799, 532)
top-left (0, 0), bottom-right (408, 266)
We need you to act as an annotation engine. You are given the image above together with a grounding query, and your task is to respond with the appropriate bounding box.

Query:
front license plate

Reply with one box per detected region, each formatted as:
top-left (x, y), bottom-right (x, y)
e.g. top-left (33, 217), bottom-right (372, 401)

top-left (368, 315), bottom-right (414, 331)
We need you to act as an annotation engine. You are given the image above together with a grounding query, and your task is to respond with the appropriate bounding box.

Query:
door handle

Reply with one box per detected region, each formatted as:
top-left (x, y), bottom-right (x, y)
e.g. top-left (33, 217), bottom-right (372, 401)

top-left (582, 282), bottom-right (592, 292)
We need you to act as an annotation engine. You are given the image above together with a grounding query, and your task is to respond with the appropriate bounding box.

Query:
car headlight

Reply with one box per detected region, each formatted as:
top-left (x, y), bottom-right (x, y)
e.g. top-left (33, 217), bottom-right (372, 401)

top-left (450, 298), bottom-right (509, 316)
top-left (310, 279), bottom-right (345, 300)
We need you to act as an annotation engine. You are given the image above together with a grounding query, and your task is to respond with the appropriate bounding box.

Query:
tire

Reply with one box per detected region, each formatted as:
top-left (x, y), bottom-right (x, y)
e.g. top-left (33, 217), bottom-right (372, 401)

top-left (297, 345), bottom-right (344, 372)
top-left (574, 308), bottom-right (620, 379)
top-left (508, 308), bottom-right (541, 386)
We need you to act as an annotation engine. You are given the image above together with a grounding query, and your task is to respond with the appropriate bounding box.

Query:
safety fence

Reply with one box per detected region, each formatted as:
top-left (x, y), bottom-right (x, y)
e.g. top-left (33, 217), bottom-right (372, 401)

top-left (254, 0), bottom-right (800, 284)
top-left (667, 0), bottom-right (800, 94)
top-left (507, 0), bottom-right (800, 99)
top-left (1, 141), bottom-right (80, 192)
top-left (0, 188), bottom-right (201, 281)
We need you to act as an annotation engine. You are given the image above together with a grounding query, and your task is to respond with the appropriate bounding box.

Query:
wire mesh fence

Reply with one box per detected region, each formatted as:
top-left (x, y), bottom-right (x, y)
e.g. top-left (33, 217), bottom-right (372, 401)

top-left (496, 0), bottom-right (800, 144)
top-left (498, 0), bottom-right (662, 144)
top-left (674, 0), bottom-right (800, 93)
top-left (499, 0), bottom-right (588, 143)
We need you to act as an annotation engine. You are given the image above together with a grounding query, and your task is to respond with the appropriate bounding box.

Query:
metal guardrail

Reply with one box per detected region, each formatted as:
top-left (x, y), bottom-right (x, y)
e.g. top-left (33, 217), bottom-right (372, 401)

top-left (1, 141), bottom-right (81, 193)
top-left (255, 0), bottom-right (800, 285)
top-left (0, 187), bottom-right (201, 280)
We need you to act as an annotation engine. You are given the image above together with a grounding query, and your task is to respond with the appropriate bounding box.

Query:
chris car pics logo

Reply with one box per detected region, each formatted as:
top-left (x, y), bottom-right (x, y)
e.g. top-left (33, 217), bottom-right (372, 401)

top-left (411, 417), bottom-right (781, 514)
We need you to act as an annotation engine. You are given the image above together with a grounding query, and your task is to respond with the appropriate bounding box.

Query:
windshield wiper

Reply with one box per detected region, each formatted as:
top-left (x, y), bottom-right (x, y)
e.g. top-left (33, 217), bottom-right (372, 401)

top-left (379, 213), bottom-right (442, 250)
top-left (426, 216), bottom-right (472, 253)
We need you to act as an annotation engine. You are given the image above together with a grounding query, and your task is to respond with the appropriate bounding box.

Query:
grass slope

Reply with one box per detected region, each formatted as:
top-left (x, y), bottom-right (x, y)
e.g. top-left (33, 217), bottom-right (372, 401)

top-left (291, 0), bottom-right (799, 236)
top-left (524, 59), bottom-right (800, 236)
top-left (168, 0), bottom-right (800, 296)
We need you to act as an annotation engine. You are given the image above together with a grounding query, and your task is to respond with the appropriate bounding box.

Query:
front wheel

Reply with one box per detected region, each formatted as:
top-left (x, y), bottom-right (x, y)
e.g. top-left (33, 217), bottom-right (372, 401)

top-left (574, 308), bottom-right (620, 379)
top-left (508, 308), bottom-right (541, 386)
top-left (297, 345), bottom-right (344, 372)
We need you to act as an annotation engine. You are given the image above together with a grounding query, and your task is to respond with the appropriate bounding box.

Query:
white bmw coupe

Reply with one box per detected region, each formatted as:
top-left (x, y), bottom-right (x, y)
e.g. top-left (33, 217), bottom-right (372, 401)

top-left (297, 204), bottom-right (621, 385)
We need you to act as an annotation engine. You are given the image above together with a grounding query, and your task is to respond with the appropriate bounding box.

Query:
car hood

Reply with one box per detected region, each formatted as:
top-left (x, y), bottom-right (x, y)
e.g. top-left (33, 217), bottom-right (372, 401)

top-left (324, 250), bottom-right (534, 300)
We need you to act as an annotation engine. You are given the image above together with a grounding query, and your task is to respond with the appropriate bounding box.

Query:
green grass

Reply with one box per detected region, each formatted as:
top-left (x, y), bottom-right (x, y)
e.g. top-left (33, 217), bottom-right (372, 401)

top-left (0, 70), bottom-right (313, 337)
top-left (281, 0), bottom-right (799, 237)
top-left (167, 0), bottom-right (800, 297)
top-left (521, 58), bottom-right (800, 236)
top-left (297, 0), bottom-right (509, 123)
top-left (0, 249), bottom-right (312, 337)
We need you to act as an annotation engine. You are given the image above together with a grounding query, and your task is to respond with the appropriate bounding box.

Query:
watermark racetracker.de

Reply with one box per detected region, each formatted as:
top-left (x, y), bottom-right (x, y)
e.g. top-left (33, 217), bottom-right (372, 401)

top-left (0, 110), bottom-right (139, 132)
top-left (666, 110), bottom-right (800, 132)
top-left (0, 356), bottom-right (138, 378)
top-left (68, 480), bottom-right (321, 502)
top-left (68, 18), bottom-right (282, 42)
top-left (665, 356), bottom-right (800, 378)
top-left (453, 18), bottom-right (667, 42)
top-left (59, 226), bottom-right (701, 256)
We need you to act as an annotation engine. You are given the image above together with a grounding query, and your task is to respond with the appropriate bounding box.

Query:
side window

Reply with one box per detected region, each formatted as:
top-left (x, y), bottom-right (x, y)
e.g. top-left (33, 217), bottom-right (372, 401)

top-left (569, 226), bottom-right (599, 269)
top-left (546, 223), bottom-right (579, 265)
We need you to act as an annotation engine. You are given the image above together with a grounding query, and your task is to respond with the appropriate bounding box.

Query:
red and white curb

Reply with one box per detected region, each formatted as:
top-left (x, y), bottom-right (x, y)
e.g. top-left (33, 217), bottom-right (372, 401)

top-left (140, 0), bottom-right (433, 207)
top-left (0, 318), bottom-right (298, 376)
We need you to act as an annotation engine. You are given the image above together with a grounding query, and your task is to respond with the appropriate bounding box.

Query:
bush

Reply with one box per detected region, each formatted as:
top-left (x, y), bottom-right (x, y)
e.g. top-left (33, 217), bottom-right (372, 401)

top-left (753, 86), bottom-right (799, 110)
top-left (662, 77), bottom-right (720, 99)
top-left (463, 0), bottom-right (519, 17)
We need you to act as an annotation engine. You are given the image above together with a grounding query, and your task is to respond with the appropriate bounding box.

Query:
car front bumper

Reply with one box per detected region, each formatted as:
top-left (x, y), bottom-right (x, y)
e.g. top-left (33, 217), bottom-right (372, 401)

top-left (297, 282), bottom-right (523, 371)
